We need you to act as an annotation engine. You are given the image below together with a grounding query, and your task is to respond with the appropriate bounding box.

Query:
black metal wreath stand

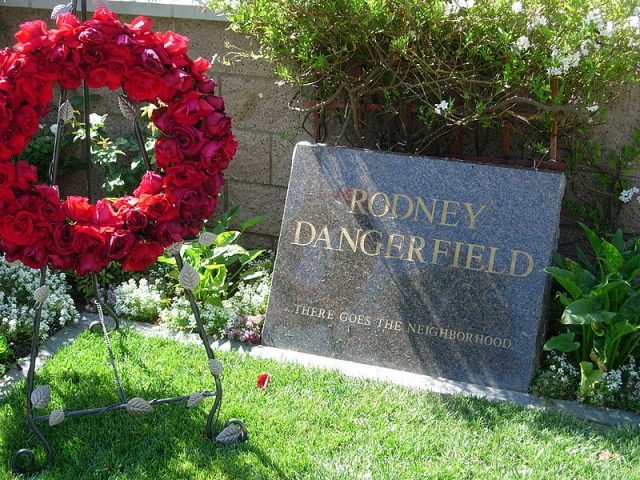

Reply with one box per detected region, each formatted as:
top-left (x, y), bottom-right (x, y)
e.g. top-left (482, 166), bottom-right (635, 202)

top-left (11, 1), bottom-right (247, 474)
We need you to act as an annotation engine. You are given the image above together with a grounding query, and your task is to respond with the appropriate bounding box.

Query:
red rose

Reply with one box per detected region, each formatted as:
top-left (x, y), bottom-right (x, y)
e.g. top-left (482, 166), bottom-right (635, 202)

top-left (15, 160), bottom-right (38, 189)
top-left (108, 229), bottom-right (136, 260)
top-left (86, 45), bottom-right (133, 90)
top-left (190, 57), bottom-right (211, 79)
top-left (95, 199), bottom-right (123, 227)
top-left (164, 165), bottom-right (205, 188)
top-left (133, 171), bottom-right (164, 197)
top-left (128, 16), bottom-right (153, 35)
top-left (0, 128), bottom-right (27, 157)
top-left (154, 137), bottom-right (183, 168)
top-left (202, 172), bottom-right (225, 196)
top-left (13, 106), bottom-right (39, 137)
top-left (55, 12), bottom-right (80, 33)
top-left (34, 184), bottom-right (61, 205)
top-left (53, 223), bottom-right (75, 251)
top-left (161, 31), bottom-right (189, 55)
top-left (37, 199), bottom-right (64, 223)
top-left (62, 196), bottom-right (96, 223)
top-left (171, 125), bottom-right (204, 156)
top-left (0, 211), bottom-right (37, 245)
top-left (198, 78), bottom-right (216, 94)
top-left (124, 67), bottom-right (166, 102)
top-left (15, 71), bottom-right (56, 106)
top-left (168, 91), bottom-right (214, 125)
top-left (0, 162), bottom-right (15, 191)
top-left (202, 111), bottom-right (231, 138)
top-left (122, 240), bottom-right (164, 271)
top-left (49, 252), bottom-right (76, 271)
top-left (199, 141), bottom-right (229, 175)
top-left (76, 249), bottom-right (109, 276)
top-left (21, 242), bottom-right (48, 269)
top-left (141, 48), bottom-right (165, 76)
top-left (150, 220), bottom-right (185, 247)
top-left (138, 193), bottom-right (178, 222)
top-left (78, 27), bottom-right (106, 45)
top-left (125, 208), bottom-right (149, 231)
top-left (0, 189), bottom-right (17, 215)
top-left (14, 20), bottom-right (48, 53)
top-left (71, 224), bottom-right (105, 252)
top-left (163, 69), bottom-right (193, 93)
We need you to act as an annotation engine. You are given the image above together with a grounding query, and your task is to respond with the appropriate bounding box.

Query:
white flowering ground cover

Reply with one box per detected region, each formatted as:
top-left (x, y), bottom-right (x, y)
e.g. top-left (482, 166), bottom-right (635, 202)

top-left (0, 258), bottom-right (79, 372)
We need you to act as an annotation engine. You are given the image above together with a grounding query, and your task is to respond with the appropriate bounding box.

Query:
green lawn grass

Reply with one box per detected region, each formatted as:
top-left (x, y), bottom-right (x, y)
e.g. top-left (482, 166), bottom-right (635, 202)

top-left (0, 329), bottom-right (639, 480)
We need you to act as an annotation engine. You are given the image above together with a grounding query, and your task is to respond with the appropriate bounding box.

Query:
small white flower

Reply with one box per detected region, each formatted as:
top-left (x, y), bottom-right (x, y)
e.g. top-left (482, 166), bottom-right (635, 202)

top-left (603, 20), bottom-right (615, 37)
top-left (434, 99), bottom-right (450, 115)
top-left (515, 35), bottom-right (531, 51)
top-left (512, 1), bottom-right (523, 14)
top-left (444, 0), bottom-right (474, 16)
top-left (626, 15), bottom-right (640, 31)
top-left (586, 104), bottom-right (599, 113)
top-left (619, 187), bottom-right (640, 203)
top-left (528, 14), bottom-right (548, 29)
top-left (89, 113), bottom-right (105, 125)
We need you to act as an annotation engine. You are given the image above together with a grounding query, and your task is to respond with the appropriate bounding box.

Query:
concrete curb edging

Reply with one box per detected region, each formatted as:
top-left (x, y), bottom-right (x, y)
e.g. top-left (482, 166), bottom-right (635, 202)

top-left (2, 313), bottom-right (639, 428)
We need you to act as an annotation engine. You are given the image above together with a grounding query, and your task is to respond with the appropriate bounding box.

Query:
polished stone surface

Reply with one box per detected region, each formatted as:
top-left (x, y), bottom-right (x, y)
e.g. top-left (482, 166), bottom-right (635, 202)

top-left (263, 143), bottom-right (565, 391)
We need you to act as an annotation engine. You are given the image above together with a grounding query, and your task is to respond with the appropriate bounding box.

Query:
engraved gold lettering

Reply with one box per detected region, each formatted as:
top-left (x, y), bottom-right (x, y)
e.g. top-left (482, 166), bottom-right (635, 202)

top-left (509, 250), bottom-right (534, 277)
top-left (348, 189), bottom-right (367, 214)
top-left (486, 246), bottom-right (506, 274)
top-left (292, 220), bottom-right (316, 246)
top-left (464, 203), bottom-right (487, 230)
top-left (439, 200), bottom-right (459, 227)
top-left (406, 235), bottom-right (426, 263)
top-left (391, 193), bottom-right (414, 220)
top-left (465, 243), bottom-right (485, 271)
top-left (359, 230), bottom-right (382, 256)
top-left (452, 241), bottom-right (464, 268)
top-left (368, 192), bottom-right (391, 217)
top-left (414, 197), bottom-right (437, 223)
top-left (384, 233), bottom-right (405, 259)
top-left (313, 226), bottom-right (334, 250)
top-left (337, 227), bottom-right (361, 252)
top-left (431, 239), bottom-right (450, 264)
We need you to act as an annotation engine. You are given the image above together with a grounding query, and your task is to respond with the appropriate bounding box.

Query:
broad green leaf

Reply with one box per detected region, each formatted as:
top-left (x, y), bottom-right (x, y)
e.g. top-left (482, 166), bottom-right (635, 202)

top-left (543, 332), bottom-right (580, 352)
top-left (239, 249), bottom-right (264, 265)
top-left (601, 241), bottom-right (623, 272)
top-left (576, 247), bottom-right (598, 277)
top-left (561, 298), bottom-right (604, 325)
top-left (215, 231), bottom-right (241, 248)
top-left (239, 215), bottom-right (264, 231)
top-left (544, 267), bottom-right (581, 299)
top-left (580, 223), bottom-right (603, 257)
top-left (579, 361), bottom-right (603, 394)
top-left (611, 229), bottom-right (625, 253)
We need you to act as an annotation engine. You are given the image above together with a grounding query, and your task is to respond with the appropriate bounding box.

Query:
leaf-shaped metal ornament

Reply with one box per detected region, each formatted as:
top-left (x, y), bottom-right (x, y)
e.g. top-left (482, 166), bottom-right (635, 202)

top-left (93, 0), bottom-right (109, 9)
top-left (198, 232), bottom-right (217, 247)
top-left (179, 262), bottom-right (200, 290)
top-left (30, 385), bottom-right (51, 410)
top-left (49, 409), bottom-right (65, 426)
top-left (168, 242), bottom-right (183, 255)
top-left (58, 100), bottom-right (74, 122)
top-left (126, 397), bottom-right (153, 415)
top-left (117, 95), bottom-right (137, 122)
top-left (215, 420), bottom-right (247, 445)
top-left (33, 285), bottom-right (50, 305)
top-left (51, 3), bottom-right (72, 19)
top-left (187, 392), bottom-right (204, 408)
top-left (209, 359), bottom-right (223, 377)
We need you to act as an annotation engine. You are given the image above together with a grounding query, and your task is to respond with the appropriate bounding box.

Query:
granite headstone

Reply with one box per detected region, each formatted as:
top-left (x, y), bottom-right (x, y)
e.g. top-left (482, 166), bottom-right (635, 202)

top-left (263, 142), bottom-right (565, 391)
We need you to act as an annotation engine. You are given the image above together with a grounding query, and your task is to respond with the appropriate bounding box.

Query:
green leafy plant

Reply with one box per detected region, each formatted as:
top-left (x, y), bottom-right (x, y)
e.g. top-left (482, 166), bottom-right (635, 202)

top-left (210, 0), bottom-right (640, 157)
top-left (564, 126), bottom-right (640, 236)
top-left (0, 334), bottom-right (9, 367)
top-left (544, 224), bottom-right (640, 393)
top-left (159, 206), bottom-right (266, 307)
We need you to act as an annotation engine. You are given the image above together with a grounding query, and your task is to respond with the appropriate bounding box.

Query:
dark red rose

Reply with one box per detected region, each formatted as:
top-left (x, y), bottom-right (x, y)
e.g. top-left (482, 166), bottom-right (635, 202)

top-left (154, 137), bottom-right (183, 168)
top-left (55, 12), bottom-right (80, 33)
top-left (125, 208), bottom-right (149, 231)
top-left (202, 111), bottom-right (231, 138)
top-left (190, 57), bottom-right (211, 79)
top-left (95, 199), bottom-right (123, 227)
top-left (62, 196), bottom-right (96, 223)
top-left (108, 229), bottom-right (136, 260)
top-left (0, 128), bottom-right (27, 157)
top-left (171, 125), bottom-right (204, 155)
top-left (78, 27), bottom-right (106, 44)
top-left (0, 211), bottom-right (37, 245)
top-left (15, 160), bottom-right (38, 189)
top-left (205, 95), bottom-right (224, 111)
top-left (15, 71), bottom-right (56, 106)
top-left (86, 45), bottom-right (133, 90)
top-left (37, 200), bottom-right (64, 223)
top-left (202, 172), bottom-right (225, 196)
top-left (53, 223), bottom-right (75, 251)
top-left (150, 220), bottom-right (184, 247)
top-left (197, 78), bottom-right (216, 94)
top-left (49, 252), bottom-right (76, 271)
top-left (13, 106), bottom-right (39, 137)
top-left (163, 69), bottom-right (193, 93)
top-left (34, 184), bottom-right (61, 205)
top-left (0, 189), bottom-right (17, 215)
top-left (76, 248), bottom-right (109, 276)
top-left (122, 240), bottom-right (164, 271)
top-left (0, 163), bottom-right (15, 191)
top-left (164, 165), bottom-right (205, 188)
top-left (133, 171), bottom-right (164, 197)
top-left (71, 224), bottom-right (104, 252)
top-left (124, 67), bottom-right (166, 102)
top-left (79, 44), bottom-right (103, 66)
top-left (21, 242), bottom-right (48, 269)
top-left (168, 91), bottom-right (214, 125)
top-left (138, 193), bottom-right (178, 222)
top-left (141, 48), bottom-right (165, 75)
top-left (161, 31), bottom-right (189, 55)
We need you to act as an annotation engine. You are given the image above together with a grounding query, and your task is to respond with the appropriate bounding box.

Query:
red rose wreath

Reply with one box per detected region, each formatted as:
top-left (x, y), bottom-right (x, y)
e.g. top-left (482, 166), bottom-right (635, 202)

top-left (0, 8), bottom-right (237, 276)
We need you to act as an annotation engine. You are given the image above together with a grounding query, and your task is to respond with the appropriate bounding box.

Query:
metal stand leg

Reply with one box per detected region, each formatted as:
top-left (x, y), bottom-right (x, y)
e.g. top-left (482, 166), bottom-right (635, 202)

top-left (173, 252), bottom-right (247, 444)
top-left (12, 268), bottom-right (54, 474)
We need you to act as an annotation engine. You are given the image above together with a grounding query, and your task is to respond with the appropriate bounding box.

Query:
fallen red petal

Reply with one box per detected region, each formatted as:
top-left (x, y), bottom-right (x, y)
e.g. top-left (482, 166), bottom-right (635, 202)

top-left (257, 373), bottom-right (270, 390)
